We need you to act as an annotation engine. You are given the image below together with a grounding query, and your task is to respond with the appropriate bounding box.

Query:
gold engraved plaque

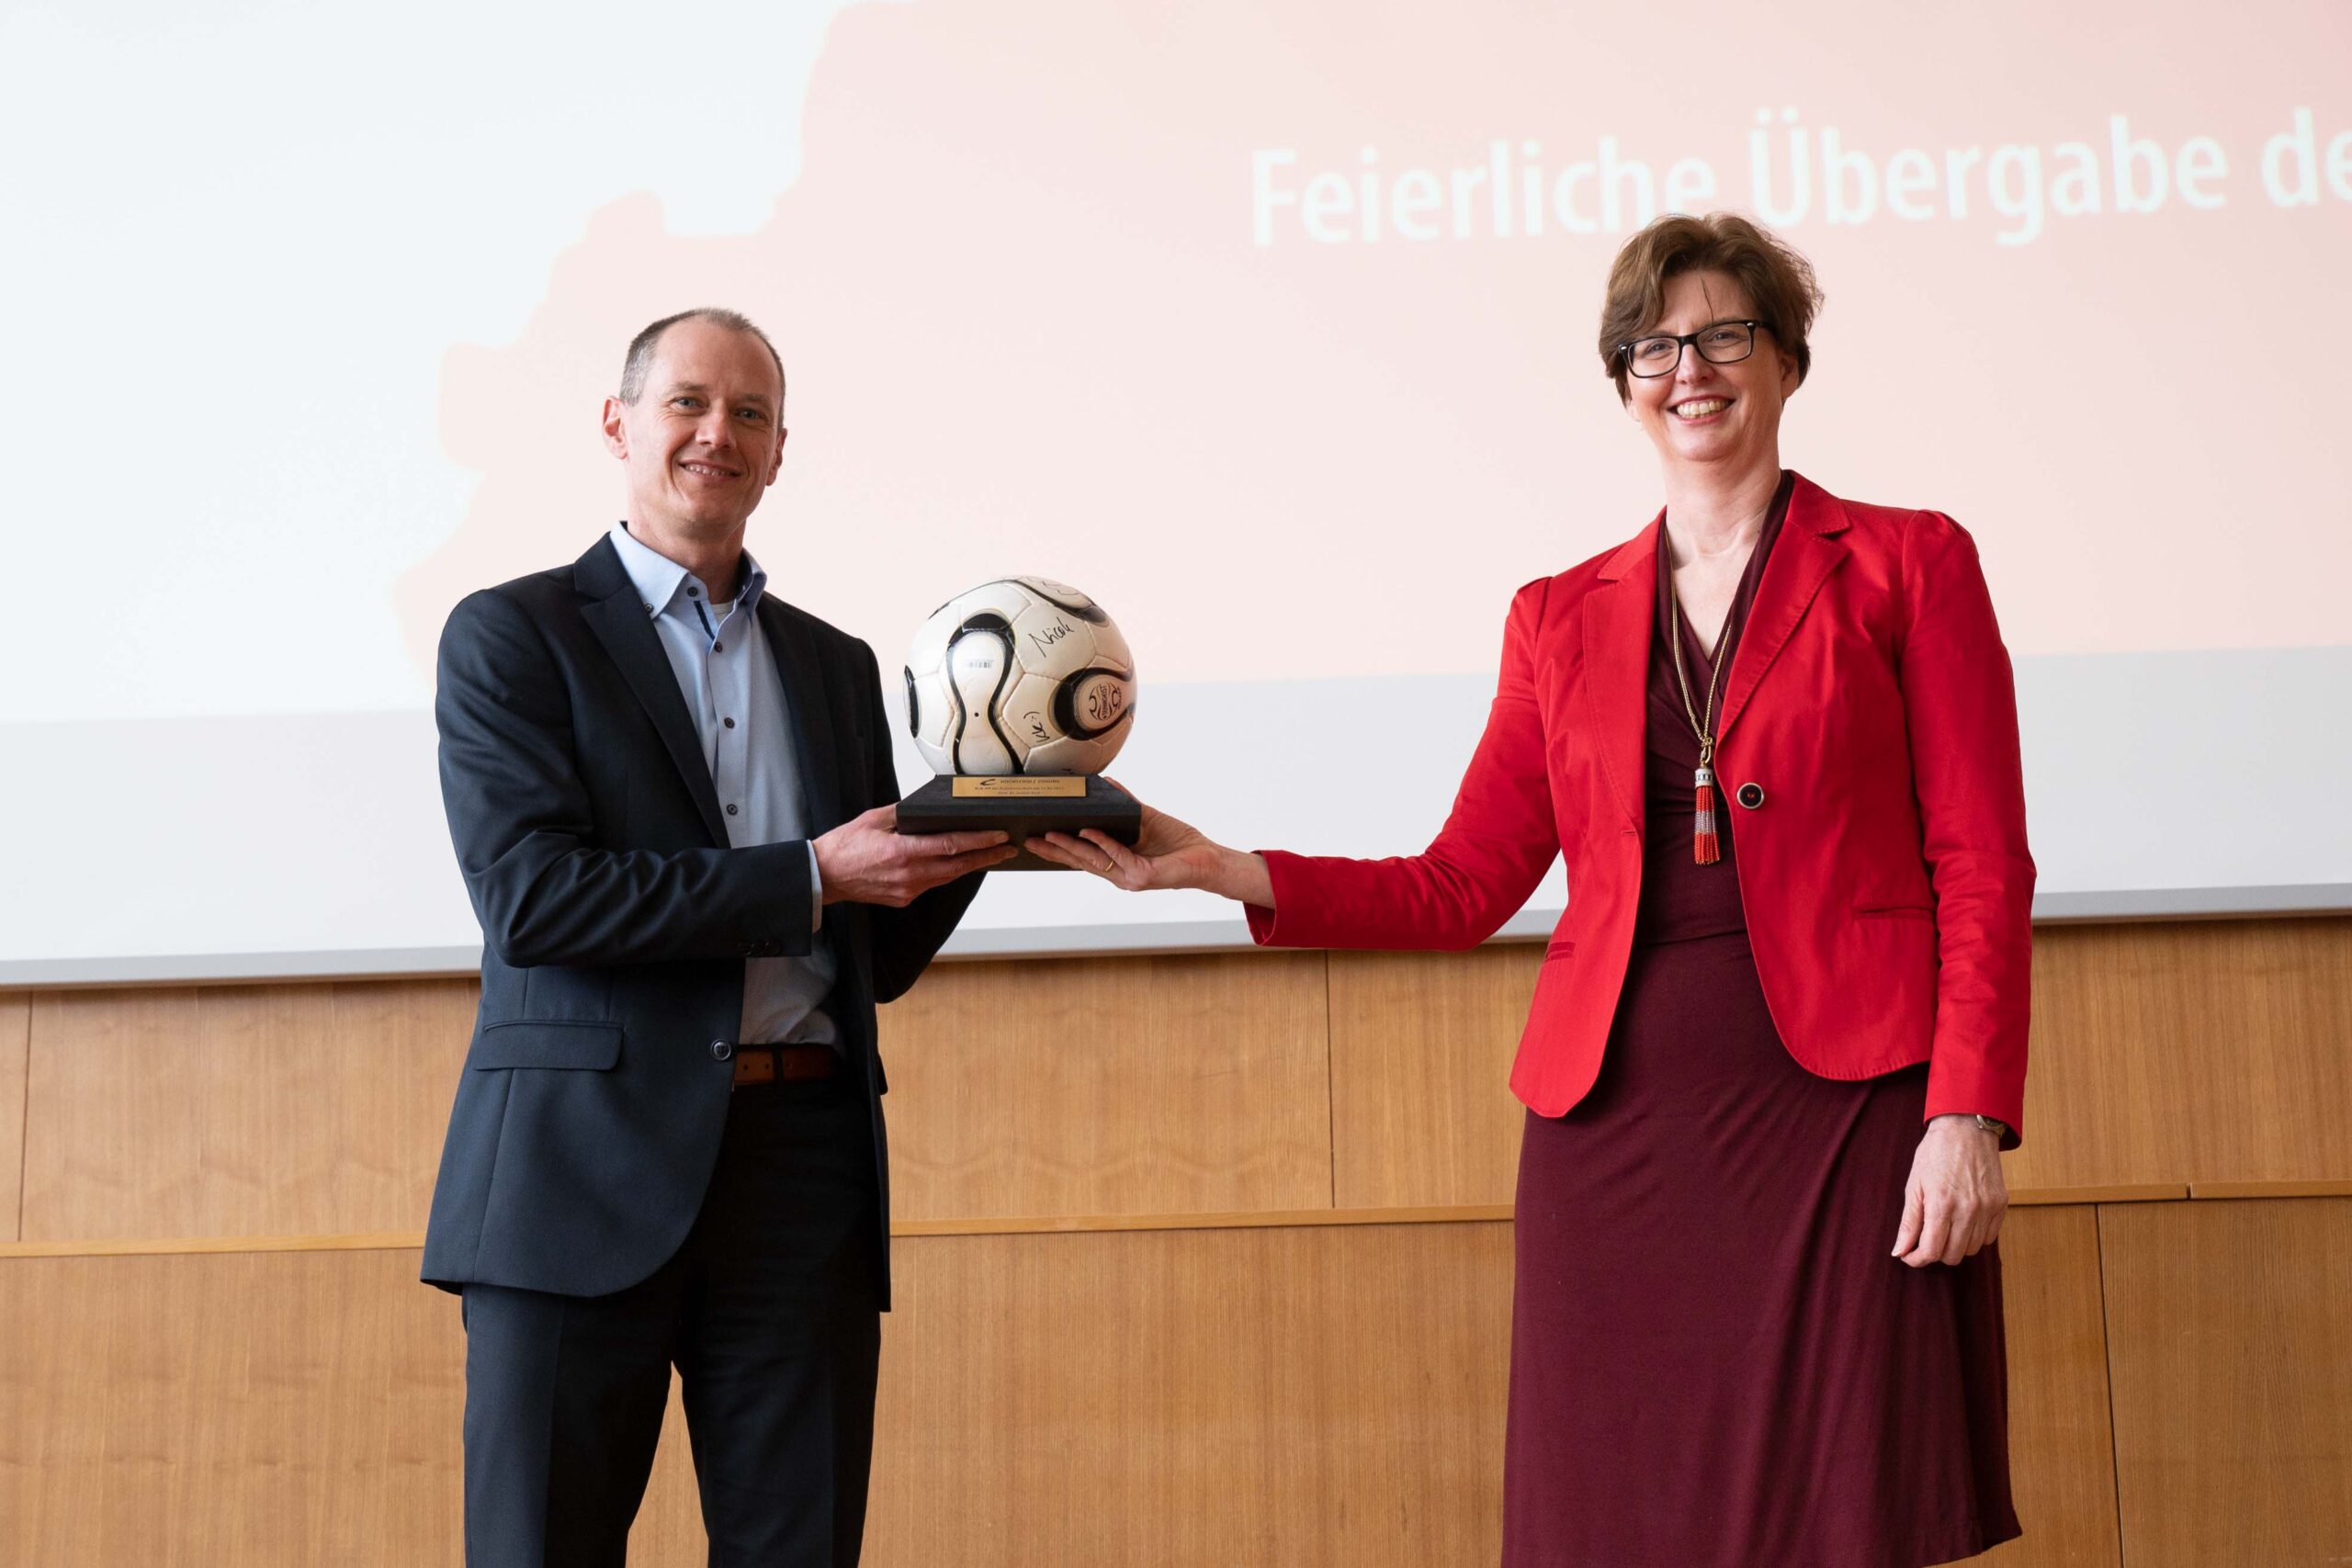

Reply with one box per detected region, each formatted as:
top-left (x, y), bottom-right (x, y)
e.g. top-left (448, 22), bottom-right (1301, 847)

top-left (951, 776), bottom-right (1089, 799)
top-left (899, 773), bottom-right (1137, 870)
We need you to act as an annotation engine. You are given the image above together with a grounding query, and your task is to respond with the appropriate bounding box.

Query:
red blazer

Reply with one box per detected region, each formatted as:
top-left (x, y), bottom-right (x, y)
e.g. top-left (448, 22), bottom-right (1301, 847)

top-left (1246, 473), bottom-right (2035, 1140)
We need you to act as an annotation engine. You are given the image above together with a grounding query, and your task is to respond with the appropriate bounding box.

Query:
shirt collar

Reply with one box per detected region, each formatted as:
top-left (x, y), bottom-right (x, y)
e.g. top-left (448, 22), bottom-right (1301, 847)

top-left (608, 521), bottom-right (767, 617)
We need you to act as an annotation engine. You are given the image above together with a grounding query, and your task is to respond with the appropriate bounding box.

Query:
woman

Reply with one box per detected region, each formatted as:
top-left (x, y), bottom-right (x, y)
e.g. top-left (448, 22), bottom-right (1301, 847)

top-left (1032, 212), bottom-right (2030, 1565)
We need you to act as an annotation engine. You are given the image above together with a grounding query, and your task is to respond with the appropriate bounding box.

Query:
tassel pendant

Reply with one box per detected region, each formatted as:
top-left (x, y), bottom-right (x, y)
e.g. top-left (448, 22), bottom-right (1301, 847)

top-left (1692, 764), bottom-right (1721, 865)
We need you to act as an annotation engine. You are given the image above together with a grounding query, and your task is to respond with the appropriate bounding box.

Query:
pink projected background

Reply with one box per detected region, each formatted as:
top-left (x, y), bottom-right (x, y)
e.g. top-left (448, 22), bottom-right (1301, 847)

top-left (397, 0), bottom-right (2352, 685)
top-left (6, 0), bottom-right (2351, 982)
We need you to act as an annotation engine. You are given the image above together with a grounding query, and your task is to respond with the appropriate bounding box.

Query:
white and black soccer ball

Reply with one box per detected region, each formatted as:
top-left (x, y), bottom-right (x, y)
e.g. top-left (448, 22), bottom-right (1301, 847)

top-left (903, 577), bottom-right (1136, 775)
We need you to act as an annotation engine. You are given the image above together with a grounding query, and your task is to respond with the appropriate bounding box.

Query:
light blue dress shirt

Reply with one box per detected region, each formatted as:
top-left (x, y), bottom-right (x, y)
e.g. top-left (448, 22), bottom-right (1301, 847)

top-left (609, 522), bottom-right (838, 1047)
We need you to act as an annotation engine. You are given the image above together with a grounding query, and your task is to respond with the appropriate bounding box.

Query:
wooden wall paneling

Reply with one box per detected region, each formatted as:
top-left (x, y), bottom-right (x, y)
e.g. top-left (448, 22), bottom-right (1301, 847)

top-left (1325, 945), bottom-right (1541, 1210)
top-left (1320, 919), bottom-right (2352, 1213)
top-left (6, 1204), bottom-right (2315, 1568)
top-left (1, 1226), bottom-right (1513, 1568)
top-left (21, 986), bottom-right (206, 1240)
top-left (0, 1247), bottom-right (463, 1567)
top-left (878, 953), bottom-right (1336, 1222)
top-left (1, 991), bottom-right (27, 1240)
top-left (861, 1219), bottom-right (1514, 1568)
top-left (19, 980), bottom-right (478, 1243)
top-left (628, 1380), bottom-right (703, 1564)
top-left (2010, 919), bottom-right (2352, 1191)
top-left (318, 978), bottom-right (481, 1231)
top-left (6, 914), bottom-right (2342, 1244)
top-left (1978, 1205), bottom-right (2121, 1568)
top-left (2099, 1197), bottom-right (2352, 1566)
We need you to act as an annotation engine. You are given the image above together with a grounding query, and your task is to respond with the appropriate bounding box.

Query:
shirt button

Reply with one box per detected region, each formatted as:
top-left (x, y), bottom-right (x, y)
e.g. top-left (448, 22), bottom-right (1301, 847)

top-left (686, 585), bottom-right (699, 598)
top-left (710, 1040), bottom-right (732, 1061)
top-left (726, 803), bottom-right (739, 816)
top-left (723, 716), bottom-right (735, 728)
top-left (1736, 782), bottom-right (1766, 809)
top-left (712, 640), bottom-right (723, 652)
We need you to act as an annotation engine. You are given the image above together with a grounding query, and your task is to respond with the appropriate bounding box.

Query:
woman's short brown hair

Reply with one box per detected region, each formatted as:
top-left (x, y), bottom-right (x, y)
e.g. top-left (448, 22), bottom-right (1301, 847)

top-left (1598, 213), bottom-right (1824, 403)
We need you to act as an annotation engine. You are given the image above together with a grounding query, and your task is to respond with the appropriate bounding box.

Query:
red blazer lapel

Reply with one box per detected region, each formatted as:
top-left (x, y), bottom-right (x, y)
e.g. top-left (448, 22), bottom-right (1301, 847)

top-left (1582, 517), bottom-right (1661, 835)
top-left (1716, 473), bottom-right (1850, 748)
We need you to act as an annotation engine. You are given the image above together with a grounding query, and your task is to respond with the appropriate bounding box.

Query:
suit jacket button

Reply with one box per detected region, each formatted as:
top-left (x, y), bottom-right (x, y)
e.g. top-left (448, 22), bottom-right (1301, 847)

top-left (711, 1040), bottom-right (733, 1061)
top-left (1736, 782), bottom-right (1766, 809)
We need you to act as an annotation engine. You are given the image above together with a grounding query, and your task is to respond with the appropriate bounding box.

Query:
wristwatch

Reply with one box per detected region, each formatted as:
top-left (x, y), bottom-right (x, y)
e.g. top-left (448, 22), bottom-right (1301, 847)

top-left (1972, 1114), bottom-right (2009, 1140)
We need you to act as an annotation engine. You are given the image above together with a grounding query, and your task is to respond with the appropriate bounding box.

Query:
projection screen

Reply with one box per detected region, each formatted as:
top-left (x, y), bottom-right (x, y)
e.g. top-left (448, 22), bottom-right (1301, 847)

top-left (3, 0), bottom-right (2348, 983)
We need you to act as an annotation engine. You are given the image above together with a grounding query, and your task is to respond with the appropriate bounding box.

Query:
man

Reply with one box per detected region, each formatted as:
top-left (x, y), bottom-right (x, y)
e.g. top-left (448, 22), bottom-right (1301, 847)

top-left (424, 307), bottom-right (1012, 1565)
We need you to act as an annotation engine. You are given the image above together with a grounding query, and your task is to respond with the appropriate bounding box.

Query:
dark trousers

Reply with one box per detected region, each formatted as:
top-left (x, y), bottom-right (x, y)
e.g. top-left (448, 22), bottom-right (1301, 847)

top-left (461, 1075), bottom-right (883, 1568)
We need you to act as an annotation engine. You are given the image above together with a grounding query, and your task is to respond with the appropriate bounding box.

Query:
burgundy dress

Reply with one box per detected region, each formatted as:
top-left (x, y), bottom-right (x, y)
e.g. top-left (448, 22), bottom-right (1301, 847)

top-left (1500, 479), bottom-right (2021, 1566)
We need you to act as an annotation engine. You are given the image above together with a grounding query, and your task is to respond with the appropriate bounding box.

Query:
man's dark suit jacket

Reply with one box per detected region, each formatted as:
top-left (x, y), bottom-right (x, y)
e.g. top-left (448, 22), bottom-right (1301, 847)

top-left (422, 533), bottom-right (979, 1305)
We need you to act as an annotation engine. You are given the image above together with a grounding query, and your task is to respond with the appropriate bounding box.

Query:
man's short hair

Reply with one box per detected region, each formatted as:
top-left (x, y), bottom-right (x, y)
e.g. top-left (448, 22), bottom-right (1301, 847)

top-left (617, 308), bottom-right (787, 407)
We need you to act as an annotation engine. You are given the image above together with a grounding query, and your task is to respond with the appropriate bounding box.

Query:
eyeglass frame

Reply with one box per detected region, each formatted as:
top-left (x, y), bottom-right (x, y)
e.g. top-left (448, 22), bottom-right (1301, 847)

top-left (1615, 319), bottom-right (1771, 378)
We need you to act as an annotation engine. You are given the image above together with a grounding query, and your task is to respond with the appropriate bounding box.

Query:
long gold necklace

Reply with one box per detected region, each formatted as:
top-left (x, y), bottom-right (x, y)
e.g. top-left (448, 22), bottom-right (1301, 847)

top-left (1665, 575), bottom-right (1735, 866)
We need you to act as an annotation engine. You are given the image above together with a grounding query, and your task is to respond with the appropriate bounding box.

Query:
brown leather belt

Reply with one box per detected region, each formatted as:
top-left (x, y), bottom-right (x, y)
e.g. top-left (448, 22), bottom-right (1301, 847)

top-left (730, 1043), bottom-right (839, 1089)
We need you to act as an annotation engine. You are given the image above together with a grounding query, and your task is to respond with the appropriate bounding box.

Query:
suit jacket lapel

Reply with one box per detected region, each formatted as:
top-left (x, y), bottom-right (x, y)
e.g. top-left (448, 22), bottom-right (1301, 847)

top-left (761, 598), bottom-right (845, 837)
top-left (1715, 474), bottom-right (1850, 748)
top-left (574, 536), bottom-right (731, 848)
top-left (1583, 520), bottom-right (1660, 836)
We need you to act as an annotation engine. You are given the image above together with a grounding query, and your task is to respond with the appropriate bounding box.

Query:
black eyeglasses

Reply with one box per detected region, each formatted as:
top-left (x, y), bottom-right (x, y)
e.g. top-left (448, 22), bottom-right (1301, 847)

top-left (1618, 320), bottom-right (1768, 378)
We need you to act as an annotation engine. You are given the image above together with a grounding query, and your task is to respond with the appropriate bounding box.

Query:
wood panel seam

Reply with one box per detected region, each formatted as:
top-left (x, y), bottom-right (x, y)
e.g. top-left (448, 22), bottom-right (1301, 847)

top-left (11, 990), bottom-right (28, 1244)
top-left (2188, 1179), bottom-right (2352, 1200)
top-left (15, 1185), bottom-right (2341, 1260)
top-left (0, 1206), bottom-right (1532, 1258)
top-left (2090, 1203), bottom-right (2130, 1568)
top-left (1322, 952), bottom-right (1338, 1212)
top-left (2014, 1184), bottom-right (2188, 1205)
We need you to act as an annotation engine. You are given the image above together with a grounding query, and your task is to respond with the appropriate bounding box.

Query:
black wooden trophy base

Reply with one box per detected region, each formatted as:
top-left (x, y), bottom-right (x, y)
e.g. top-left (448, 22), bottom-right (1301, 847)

top-left (894, 775), bottom-right (1142, 872)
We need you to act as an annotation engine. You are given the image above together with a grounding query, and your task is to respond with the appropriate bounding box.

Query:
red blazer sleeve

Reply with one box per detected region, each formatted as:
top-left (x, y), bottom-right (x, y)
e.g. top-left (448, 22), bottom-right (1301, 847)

top-left (1245, 579), bottom-right (1561, 951)
top-left (1899, 512), bottom-right (2036, 1143)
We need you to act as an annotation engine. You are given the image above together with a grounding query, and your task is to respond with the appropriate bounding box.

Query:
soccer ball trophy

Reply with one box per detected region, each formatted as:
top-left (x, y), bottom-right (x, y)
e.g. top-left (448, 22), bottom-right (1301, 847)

top-left (893, 576), bottom-right (1141, 870)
